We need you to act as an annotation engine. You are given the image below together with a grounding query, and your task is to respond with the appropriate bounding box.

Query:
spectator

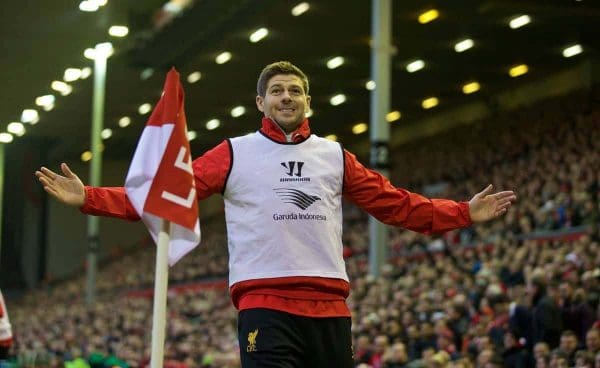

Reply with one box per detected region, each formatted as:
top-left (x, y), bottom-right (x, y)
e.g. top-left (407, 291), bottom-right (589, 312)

top-left (549, 349), bottom-right (569, 368)
top-left (382, 342), bottom-right (408, 368)
top-left (575, 350), bottom-right (595, 368)
top-left (501, 329), bottom-right (532, 368)
top-left (560, 282), bottom-right (596, 342)
top-left (487, 293), bottom-right (510, 348)
top-left (476, 348), bottom-right (495, 368)
top-left (371, 335), bottom-right (389, 368)
top-left (355, 334), bottom-right (375, 366)
top-left (587, 328), bottom-right (600, 354)
top-left (534, 342), bottom-right (551, 360)
top-left (528, 273), bottom-right (563, 348)
top-left (559, 330), bottom-right (580, 366)
top-left (535, 353), bottom-right (551, 368)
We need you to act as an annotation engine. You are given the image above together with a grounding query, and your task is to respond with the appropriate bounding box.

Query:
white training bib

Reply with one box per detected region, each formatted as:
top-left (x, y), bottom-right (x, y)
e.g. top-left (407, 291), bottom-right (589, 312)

top-left (224, 132), bottom-right (347, 286)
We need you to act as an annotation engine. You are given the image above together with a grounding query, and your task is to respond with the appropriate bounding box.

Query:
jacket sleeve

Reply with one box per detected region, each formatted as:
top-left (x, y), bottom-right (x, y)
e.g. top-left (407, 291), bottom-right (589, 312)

top-left (79, 186), bottom-right (140, 220)
top-left (342, 149), bottom-right (472, 234)
top-left (79, 140), bottom-right (231, 219)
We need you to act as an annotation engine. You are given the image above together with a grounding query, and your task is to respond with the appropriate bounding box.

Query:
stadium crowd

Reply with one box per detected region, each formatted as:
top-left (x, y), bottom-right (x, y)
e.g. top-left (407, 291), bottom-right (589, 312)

top-left (3, 89), bottom-right (600, 367)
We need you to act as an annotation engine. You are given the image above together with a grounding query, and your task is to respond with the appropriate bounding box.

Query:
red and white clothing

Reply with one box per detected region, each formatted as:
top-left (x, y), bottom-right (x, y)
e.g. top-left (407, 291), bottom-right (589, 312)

top-left (80, 117), bottom-right (472, 318)
top-left (0, 290), bottom-right (12, 348)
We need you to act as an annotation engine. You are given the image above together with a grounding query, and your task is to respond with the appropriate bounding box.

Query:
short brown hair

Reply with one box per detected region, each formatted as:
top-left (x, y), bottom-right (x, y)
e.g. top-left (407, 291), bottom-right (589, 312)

top-left (256, 61), bottom-right (309, 97)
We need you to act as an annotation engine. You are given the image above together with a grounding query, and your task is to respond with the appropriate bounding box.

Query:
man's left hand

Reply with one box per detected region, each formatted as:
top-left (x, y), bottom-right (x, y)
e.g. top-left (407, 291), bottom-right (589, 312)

top-left (469, 184), bottom-right (517, 223)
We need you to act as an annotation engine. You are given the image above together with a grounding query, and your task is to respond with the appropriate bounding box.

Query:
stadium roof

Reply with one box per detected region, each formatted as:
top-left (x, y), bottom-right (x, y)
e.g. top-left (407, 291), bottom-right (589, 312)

top-left (1, 0), bottom-right (598, 161)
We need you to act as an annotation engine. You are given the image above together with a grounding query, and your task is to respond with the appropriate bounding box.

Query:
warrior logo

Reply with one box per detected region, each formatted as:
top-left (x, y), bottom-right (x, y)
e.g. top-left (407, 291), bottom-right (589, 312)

top-left (281, 161), bottom-right (304, 177)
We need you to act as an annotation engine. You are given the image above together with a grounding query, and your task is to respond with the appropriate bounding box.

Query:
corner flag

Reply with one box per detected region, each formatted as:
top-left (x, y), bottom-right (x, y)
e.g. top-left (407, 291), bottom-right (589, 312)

top-left (124, 68), bottom-right (200, 265)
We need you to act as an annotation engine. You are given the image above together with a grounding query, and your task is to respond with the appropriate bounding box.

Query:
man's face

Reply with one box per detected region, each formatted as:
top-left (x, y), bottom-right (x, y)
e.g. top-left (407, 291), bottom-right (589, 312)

top-left (587, 330), bottom-right (600, 352)
top-left (534, 342), bottom-right (550, 359)
top-left (560, 335), bottom-right (577, 353)
top-left (256, 74), bottom-right (311, 133)
top-left (559, 282), bottom-right (572, 299)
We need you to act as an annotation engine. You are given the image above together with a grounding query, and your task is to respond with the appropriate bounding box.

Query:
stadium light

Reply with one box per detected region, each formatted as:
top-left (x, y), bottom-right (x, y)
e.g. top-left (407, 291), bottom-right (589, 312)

top-left (406, 60), bottom-right (425, 73)
top-left (7, 122), bottom-right (25, 137)
top-left (386, 110), bottom-right (401, 122)
top-left (187, 71), bottom-right (202, 84)
top-left (422, 97), bottom-right (439, 109)
top-left (187, 130), bottom-right (197, 141)
top-left (21, 109), bottom-right (39, 124)
top-left (291, 2), bottom-right (310, 16)
top-left (101, 128), bottom-right (112, 139)
top-left (325, 134), bottom-right (337, 141)
top-left (215, 52), bottom-right (232, 64)
top-left (64, 68), bottom-right (83, 82)
top-left (454, 39), bottom-right (474, 53)
top-left (418, 9), bottom-right (439, 24)
top-left (231, 106), bottom-right (246, 118)
top-left (206, 119), bottom-right (220, 130)
top-left (0, 133), bottom-right (13, 143)
top-left (562, 44), bottom-right (583, 58)
top-left (509, 64), bottom-right (528, 77)
top-left (140, 68), bottom-right (154, 81)
top-left (138, 103), bottom-right (152, 115)
top-left (35, 94), bottom-right (55, 108)
top-left (81, 151), bottom-right (92, 162)
top-left (326, 56), bottom-right (345, 69)
top-left (462, 82), bottom-right (480, 94)
top-left (118, 116), bottom-right (131, 128)
top-left (79, 1), bottom-right (99, 12)
top-left (365, 80), bottom-right (376, 90)
top-left (80, 67), bottom-right (92, 79)
top-left (330, 94), bottom-right (347, 106)
top-left (51, 81), bottom-right (73, 96)
top-left (352, 123), bottom-right (368, 134)
top-left (249, 28), bottom-right (269, 43)
top-left (84, 48), bottom-right (96, 59)
top-left (509, 15), bottom-right (531, 29)
top-left (109, 25), bottom-right (129, 37)
top-left (84, 43), bottom-right (113, 60)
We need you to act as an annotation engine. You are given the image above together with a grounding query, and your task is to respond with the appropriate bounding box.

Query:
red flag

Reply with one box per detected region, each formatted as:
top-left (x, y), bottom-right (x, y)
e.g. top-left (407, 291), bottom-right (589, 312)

top-left (125, 68), bottom-right (200, 265)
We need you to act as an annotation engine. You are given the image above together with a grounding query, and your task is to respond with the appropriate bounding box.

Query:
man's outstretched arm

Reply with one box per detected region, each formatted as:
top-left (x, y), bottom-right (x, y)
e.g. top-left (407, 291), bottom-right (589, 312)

top-left (35, 140), bottom-right (231, 221)
top-left (342, 150), bottom-right (516, 234)
top-left (35, 163), bottom-right (140, 221)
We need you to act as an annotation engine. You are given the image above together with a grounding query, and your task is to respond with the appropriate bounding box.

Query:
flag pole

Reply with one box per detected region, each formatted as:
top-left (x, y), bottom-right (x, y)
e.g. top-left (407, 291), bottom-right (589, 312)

top-left (150, 219), bottom-right (170, 368)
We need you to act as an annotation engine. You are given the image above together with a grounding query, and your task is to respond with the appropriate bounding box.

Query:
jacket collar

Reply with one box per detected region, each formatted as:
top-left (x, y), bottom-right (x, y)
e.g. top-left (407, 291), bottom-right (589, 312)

top-left (259, 117), bottom-right (311, 143)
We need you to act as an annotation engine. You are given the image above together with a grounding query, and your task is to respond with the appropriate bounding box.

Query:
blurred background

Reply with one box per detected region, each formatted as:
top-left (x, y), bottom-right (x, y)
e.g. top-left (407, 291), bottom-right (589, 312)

top-left (0, 0), bottom-right (599, 367)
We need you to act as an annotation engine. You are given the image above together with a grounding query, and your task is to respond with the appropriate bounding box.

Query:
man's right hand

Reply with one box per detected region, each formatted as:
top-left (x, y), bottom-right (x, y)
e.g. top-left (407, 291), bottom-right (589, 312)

top-left (35, 163), bottom-right (86, 207)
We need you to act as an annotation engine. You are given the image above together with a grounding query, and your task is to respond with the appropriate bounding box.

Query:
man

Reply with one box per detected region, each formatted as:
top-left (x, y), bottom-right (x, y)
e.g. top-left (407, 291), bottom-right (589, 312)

top-left (559, 330), bottom-right (580, 367)
top-left (502, 329), bottom-right (532, 368)
top-left (533, 341), bottom-right (550, 361)
top-left (36, 61), bottom-right (516, 367)
top-left (382, 342), bottom-right (408, 368)
top-left (586, 328), bottom-right (600, 354)
top-left (528, 273), bottom-right (563, 350)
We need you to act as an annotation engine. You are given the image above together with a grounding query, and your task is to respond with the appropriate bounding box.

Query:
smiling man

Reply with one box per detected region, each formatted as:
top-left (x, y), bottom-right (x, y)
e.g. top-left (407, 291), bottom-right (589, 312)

top-left (36, 61), bottom-right (516, 368)
top-left (256, 72), bottom-right (310, 134)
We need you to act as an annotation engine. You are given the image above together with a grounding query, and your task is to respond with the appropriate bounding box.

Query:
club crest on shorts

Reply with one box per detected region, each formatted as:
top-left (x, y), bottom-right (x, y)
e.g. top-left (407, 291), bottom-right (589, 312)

top-left (247, 328), bottom-right (258, 352)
